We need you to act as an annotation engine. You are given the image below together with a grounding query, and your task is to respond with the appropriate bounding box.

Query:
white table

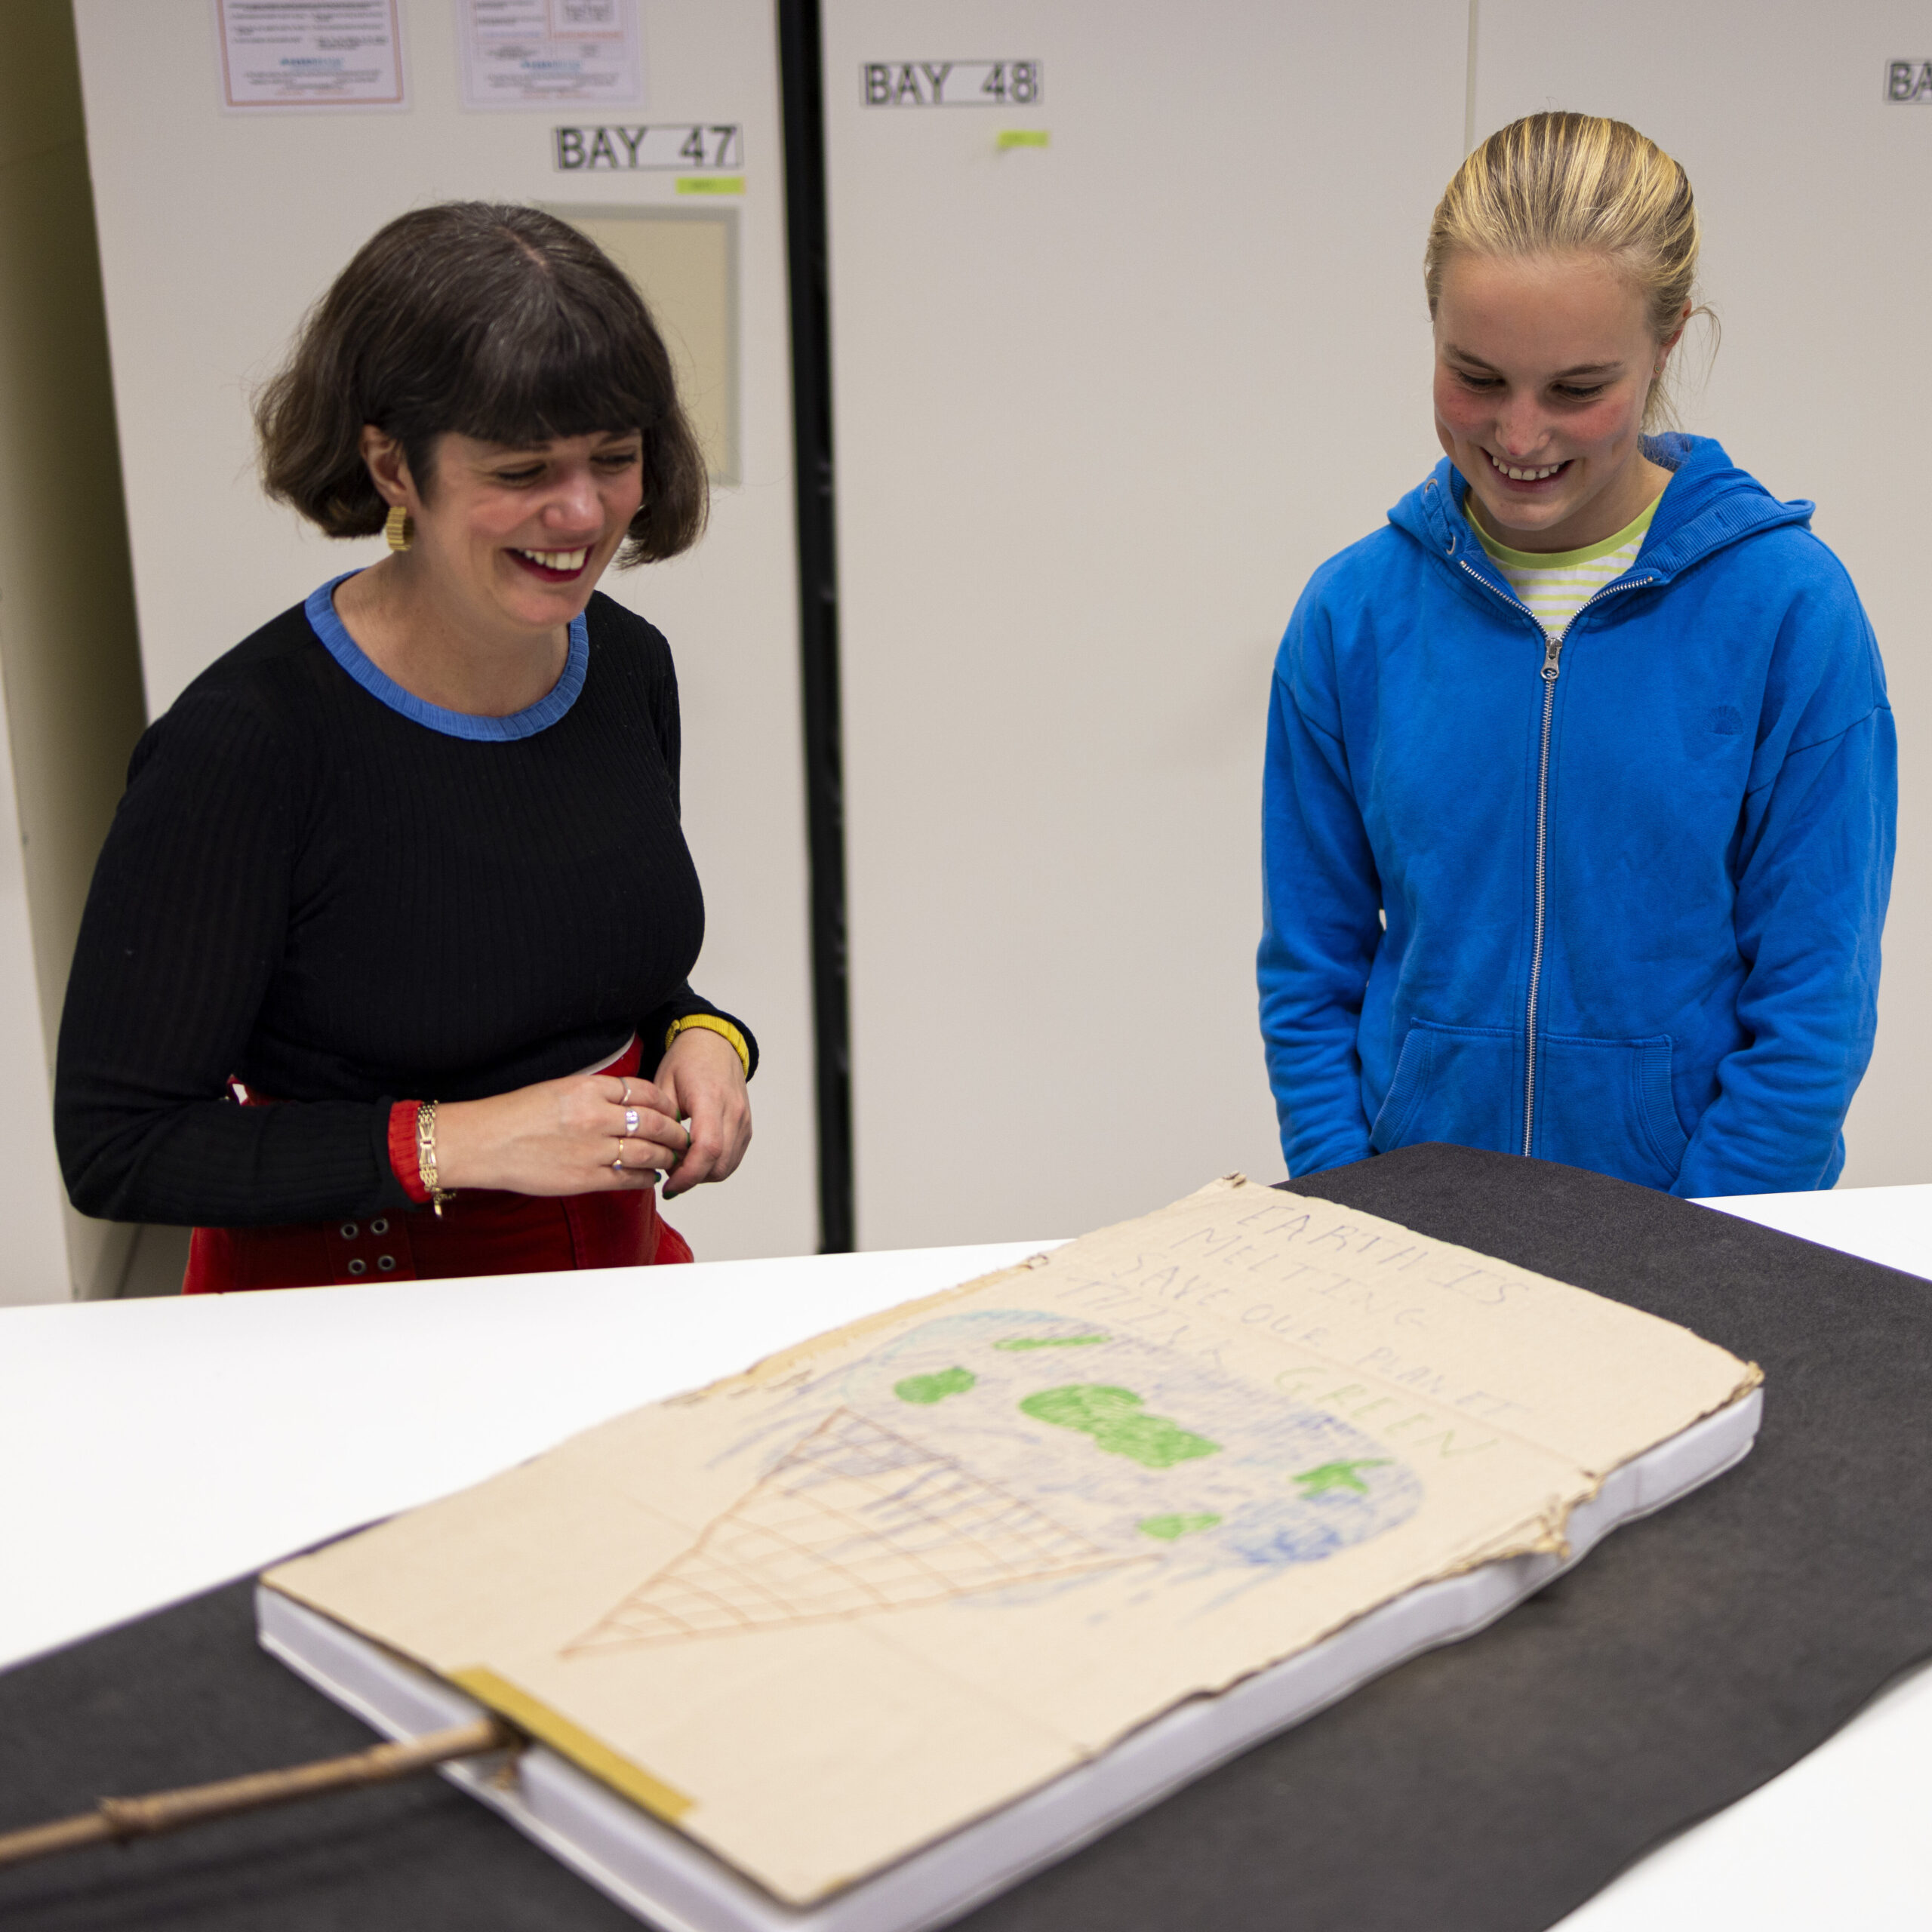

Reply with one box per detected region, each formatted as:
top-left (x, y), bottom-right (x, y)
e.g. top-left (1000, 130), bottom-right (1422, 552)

top-left (2, 1192), bottom-right (1926, 1928)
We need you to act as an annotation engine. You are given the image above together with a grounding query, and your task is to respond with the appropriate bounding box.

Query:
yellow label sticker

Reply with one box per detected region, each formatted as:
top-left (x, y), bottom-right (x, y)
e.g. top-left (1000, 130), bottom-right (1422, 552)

top-left (677, 175), bottom-right (744, 195)
top-left (450, 1666), bottom-right (695, 1823)
top-left (995, 129), bottom-right (1050, 149)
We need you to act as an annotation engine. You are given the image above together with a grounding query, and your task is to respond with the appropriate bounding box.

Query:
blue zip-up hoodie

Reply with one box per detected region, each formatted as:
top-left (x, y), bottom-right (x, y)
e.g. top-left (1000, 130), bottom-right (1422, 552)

top-left (1259, 435), bottom-right (1895, 1196)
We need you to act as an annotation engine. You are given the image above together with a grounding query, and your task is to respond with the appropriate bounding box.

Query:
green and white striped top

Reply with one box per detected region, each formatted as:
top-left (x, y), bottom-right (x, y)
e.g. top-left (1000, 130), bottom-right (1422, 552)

top-left (1472, 496), bottom-right (1660, 639)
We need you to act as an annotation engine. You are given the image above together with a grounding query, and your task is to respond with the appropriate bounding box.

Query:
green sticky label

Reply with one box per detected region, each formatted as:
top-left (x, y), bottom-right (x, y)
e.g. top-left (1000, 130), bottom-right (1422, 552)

top-left (677, 175), bottom-right (744, 195)
top-left (995, 130), bottom-right (1050, 149)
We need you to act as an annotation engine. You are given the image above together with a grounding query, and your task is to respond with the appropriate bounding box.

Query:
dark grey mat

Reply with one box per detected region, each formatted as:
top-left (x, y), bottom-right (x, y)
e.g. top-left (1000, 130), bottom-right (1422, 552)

top-left (3, 1143), bottom-right (1927, 1930)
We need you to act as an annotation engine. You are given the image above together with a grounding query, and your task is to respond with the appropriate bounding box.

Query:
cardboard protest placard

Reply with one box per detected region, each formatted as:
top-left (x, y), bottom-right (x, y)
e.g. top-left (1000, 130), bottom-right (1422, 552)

top-left (264, 1176), bottom-right (1759, 1905)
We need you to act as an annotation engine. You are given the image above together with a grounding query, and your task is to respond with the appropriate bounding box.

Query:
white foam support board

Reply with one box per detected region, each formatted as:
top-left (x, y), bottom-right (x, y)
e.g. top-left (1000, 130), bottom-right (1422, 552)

top-left (260, 1386), bottom-right (1761, 1932)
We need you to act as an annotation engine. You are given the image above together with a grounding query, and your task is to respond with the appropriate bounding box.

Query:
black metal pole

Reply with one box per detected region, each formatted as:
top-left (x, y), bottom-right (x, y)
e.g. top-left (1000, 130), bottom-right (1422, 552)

top-left (777, 0), bottom-right (855, 1253)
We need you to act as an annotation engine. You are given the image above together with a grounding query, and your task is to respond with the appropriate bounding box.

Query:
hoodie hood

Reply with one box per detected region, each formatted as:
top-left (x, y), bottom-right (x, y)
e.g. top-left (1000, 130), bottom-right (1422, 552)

top-left (1390, 434), bottom-right (1815, 585)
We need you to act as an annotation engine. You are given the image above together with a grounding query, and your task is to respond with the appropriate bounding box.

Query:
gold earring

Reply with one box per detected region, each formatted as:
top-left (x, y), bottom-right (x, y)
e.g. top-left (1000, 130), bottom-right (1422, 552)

top-left (383, 504), bottom-right (414, 552)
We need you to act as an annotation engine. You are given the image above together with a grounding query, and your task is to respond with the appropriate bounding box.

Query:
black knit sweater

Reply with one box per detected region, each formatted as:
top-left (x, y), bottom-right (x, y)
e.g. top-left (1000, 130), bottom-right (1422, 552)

top-left (54, 590), bottom-right (754, 1227)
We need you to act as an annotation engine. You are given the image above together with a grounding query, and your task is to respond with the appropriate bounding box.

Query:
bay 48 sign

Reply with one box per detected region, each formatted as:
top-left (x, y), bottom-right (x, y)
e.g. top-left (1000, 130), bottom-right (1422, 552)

top-left (861, 61), bottom-right (1041, 106)
top-left (1886, 60), bottom-right (1932, 101)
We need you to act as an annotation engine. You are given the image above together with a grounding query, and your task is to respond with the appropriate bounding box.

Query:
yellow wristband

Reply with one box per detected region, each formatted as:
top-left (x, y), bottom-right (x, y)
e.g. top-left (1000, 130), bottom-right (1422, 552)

top-left (664, 1013), bottom-right (752, 1078)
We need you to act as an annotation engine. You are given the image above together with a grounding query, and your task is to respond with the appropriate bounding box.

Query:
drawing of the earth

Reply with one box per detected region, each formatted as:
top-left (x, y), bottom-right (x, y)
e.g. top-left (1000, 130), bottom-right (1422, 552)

top-left (786, 1308), bottom-right (1423, 1572)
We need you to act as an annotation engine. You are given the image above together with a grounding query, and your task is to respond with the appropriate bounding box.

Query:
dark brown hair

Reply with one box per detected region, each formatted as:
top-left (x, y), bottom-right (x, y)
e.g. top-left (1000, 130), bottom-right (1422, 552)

top-left (254, 202), bottom-right (706, 565)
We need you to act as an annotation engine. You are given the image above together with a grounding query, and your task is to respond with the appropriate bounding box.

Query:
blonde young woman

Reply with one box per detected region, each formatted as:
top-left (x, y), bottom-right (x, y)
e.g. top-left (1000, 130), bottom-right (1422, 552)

top-left (1259, 113), bottom-right (1894, 1195)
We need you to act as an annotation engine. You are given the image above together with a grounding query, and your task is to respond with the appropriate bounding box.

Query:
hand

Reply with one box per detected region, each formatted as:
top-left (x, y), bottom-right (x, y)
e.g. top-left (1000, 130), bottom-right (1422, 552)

top-left (654, 1026), bottom-right (752, 1198)
top-left (432, 1071), bottom-right (687, 1196)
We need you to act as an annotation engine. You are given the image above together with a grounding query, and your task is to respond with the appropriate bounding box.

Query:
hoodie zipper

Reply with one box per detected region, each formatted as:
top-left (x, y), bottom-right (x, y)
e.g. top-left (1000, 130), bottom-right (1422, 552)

top-left (1454, 558), bottom-right (1656, 1155)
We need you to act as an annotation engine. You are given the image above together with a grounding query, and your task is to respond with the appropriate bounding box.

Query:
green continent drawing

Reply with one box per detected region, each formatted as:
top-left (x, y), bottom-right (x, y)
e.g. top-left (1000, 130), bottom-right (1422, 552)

top-left (1293, 1459), bottom-right (1390, 1497)
top-left (894, 1367), bottom-right (977, 1404)
top-left (757, 1309), bottom-right (1428, 1582)
top-left (992, 1334), bottom-right (1110, 1351)
top-left (1137, 1513), bottom-right (1223, 1541)
top-left (1019, 1384), bottom-right (1220, 1469)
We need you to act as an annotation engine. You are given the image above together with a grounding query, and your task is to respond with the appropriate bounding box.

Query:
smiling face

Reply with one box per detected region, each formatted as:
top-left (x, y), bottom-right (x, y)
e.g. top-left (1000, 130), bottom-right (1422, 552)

top-left (1433, 249), bottom-right (1681, 553)
top-left (384, 428), bottom-right (646, 642)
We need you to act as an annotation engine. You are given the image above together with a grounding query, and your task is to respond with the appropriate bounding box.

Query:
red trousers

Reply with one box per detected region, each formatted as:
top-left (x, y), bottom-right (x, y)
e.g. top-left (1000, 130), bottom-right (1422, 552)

top-left (183, 1041), bottom-right (691, 1294)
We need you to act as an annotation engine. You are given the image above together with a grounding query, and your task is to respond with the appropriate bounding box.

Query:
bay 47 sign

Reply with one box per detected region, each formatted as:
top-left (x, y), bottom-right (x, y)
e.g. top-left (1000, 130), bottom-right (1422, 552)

top-left (554, 124), bottom-right (743, 170)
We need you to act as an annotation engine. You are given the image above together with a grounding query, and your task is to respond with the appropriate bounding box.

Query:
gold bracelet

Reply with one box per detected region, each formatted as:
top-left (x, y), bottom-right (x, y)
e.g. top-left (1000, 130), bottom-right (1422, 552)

top-left (663, 1013), bottom-right (752, 1078)
top-left (416, 1100), bottom-right (456, 1218)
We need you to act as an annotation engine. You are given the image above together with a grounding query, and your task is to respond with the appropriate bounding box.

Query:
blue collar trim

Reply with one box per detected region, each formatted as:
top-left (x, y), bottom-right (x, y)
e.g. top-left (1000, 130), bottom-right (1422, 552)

top-left (304, 573), bottom-right (589, 741)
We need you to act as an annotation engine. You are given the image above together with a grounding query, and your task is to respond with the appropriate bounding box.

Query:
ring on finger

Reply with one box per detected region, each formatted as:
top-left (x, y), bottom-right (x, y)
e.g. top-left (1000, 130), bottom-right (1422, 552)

top-left (623, 1107), bottom-right (640, 1135)
top-left (620, 1078), bottom-right (632, 1106)
top-left (614, 1137), bottom-right (627, 1171)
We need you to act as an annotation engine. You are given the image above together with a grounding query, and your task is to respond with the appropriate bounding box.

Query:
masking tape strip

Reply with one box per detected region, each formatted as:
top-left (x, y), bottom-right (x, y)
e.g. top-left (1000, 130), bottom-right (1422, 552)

top-left (449, 1666), bottom-right (694, 1823)
top-left (677, 175), bottom-right (744, 195)
top-left (995, 129), bottom-right (1049, 149)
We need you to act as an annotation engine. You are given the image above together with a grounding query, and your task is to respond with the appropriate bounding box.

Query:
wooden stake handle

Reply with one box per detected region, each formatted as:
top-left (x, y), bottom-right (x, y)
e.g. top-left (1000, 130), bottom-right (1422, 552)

top-left (0, 1716), bottom-right (515, 1872)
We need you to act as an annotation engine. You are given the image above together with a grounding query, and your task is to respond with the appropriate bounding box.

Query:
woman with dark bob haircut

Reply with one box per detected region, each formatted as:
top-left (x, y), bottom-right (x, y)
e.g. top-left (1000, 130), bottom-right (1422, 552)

top-left (54, 202), bottom-right (756, 1291)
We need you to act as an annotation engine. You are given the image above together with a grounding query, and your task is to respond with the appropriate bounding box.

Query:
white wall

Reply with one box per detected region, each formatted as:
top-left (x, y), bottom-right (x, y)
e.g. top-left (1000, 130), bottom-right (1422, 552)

top-left (822, 1), bottom-right (1472, 1247)
top-left (0, 0), bottom-right (148, 1303)
top-left (72, 0), bottom-right (816, 1260)
top-left (1472, 0), bottom-right (1931, 1187)
top-left (58, 0), bottom-right (1924, 1282)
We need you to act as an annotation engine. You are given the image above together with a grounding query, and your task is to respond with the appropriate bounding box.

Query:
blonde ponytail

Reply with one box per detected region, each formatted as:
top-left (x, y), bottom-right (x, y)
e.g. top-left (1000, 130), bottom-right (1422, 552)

top-left (1426, 113), bottom-right (1709, 426)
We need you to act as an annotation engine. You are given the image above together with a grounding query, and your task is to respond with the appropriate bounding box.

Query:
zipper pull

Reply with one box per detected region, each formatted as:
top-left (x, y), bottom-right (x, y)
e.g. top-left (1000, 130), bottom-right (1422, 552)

top-left (1541, 637), bottom-right (1563, 683)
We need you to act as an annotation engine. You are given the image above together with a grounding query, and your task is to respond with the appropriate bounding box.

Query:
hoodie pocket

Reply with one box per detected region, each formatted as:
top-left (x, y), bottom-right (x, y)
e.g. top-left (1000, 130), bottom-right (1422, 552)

top-left (1371, 1020), bottom-right (1689, 1189)
top-left (1537, 1029), bottom-right (1688, 1184)
top-left (1371, 1021), bottom-right (1516, 1158)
